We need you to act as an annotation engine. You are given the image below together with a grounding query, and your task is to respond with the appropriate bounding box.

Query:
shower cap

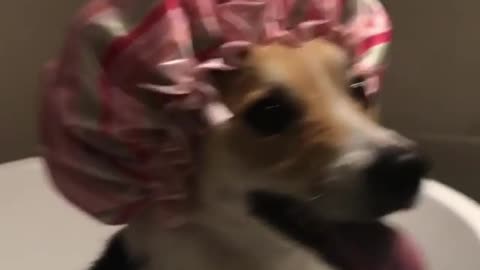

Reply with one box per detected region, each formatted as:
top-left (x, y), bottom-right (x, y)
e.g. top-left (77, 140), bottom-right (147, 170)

top-left (40, 0), bottom-right (391, 226)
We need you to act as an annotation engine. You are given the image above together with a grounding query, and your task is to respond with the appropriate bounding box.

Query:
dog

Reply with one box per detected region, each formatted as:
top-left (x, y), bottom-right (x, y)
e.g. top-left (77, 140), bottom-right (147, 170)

top-left (88, 39), bottom-right (429, 270)
top-left (40, 1), bottom-right (429, 269)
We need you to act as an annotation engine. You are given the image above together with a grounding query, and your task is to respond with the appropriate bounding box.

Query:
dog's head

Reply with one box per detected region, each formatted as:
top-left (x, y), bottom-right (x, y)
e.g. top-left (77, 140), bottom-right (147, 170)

top-left (199, 38), bottom-right (429, 223)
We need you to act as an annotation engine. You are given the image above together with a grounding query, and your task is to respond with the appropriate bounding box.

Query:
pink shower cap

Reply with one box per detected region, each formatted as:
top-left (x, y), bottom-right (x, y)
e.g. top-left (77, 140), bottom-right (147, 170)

top-left (40, 0), bottom-right (391, 226)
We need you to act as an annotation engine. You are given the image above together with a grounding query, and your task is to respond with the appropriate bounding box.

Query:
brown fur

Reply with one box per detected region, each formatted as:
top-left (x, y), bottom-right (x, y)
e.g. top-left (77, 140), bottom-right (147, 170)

top-left (211, 39), bottom-right (376, 197)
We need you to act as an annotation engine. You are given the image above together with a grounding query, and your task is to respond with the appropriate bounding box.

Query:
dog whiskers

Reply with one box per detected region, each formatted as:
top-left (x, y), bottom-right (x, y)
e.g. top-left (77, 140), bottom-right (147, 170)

top-left (308, 193), bottom-right (324, 202)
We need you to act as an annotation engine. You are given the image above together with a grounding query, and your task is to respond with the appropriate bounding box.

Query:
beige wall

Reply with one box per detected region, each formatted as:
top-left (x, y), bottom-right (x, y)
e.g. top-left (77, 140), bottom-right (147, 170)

top-left (0, 0), bottom-right (84, 162)
top-left (0, 1), bottom-right (479, 199)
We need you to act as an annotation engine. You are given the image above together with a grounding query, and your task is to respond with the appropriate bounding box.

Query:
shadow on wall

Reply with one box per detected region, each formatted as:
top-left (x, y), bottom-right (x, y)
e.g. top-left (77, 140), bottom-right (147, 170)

top-left (381, 0), bottom-right (480, 201)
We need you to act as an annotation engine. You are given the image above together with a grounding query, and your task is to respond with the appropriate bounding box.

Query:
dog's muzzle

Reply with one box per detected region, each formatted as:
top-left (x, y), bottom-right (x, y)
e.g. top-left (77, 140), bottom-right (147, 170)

top-left (365, 146), bottom-right (430, 215)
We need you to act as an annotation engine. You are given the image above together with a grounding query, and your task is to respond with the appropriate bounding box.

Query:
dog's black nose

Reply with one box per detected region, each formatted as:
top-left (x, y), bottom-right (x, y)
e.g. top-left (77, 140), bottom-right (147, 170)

top-left (366, 147), bottom-right (430, 209)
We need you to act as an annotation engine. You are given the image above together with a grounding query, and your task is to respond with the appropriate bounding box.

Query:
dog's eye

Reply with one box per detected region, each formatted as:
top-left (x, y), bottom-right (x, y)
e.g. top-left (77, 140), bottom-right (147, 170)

top-left (349, 76), bottom-right (369, 108)
top-left (243, 87), bottom-right (299, 136)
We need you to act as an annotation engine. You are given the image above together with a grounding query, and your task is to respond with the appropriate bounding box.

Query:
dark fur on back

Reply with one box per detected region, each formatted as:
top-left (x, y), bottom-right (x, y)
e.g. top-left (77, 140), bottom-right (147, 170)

top-left (90, 231), bottom-right (144, 270)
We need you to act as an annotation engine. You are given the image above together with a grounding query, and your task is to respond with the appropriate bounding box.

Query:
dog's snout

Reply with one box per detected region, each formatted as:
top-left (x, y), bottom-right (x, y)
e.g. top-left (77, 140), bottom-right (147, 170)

top-left (366, 147), bottom-right (430, 209)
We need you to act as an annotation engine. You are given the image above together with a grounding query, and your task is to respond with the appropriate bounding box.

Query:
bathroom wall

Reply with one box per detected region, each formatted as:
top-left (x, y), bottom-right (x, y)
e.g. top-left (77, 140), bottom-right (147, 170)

top-left (382, 0), bottom-right (480, 200)
top-left (0, 0), bottom-right (84, 162)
